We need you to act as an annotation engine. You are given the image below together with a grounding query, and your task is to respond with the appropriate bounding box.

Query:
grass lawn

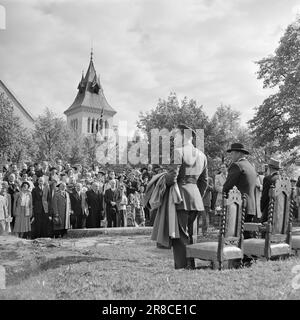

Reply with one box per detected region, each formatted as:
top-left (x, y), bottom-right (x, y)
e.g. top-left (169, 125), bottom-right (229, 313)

top-left (0, 234), bottom-right (300, 300)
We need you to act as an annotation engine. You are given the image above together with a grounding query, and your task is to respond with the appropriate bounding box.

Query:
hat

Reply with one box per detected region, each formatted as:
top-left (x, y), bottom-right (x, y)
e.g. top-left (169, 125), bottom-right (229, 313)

top-left (268, 158), bottom-right (282, 170)
top-left (21, 181), bottom-right (30, 189)
top-left (50, 167), bottom-right (57, 172)
top-left (226, 143), bottom-right (249, 155)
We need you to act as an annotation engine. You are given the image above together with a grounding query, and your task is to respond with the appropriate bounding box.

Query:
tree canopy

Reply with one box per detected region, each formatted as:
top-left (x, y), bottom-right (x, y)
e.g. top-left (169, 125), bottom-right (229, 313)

top-left (0, 92), bottom-right (35, 163)
top-left (137, 93), bottom-right (251, 171)
top-left (249, 18), bottom-right (300, 150)
top-left (33, 108), bottom-right (72, 162)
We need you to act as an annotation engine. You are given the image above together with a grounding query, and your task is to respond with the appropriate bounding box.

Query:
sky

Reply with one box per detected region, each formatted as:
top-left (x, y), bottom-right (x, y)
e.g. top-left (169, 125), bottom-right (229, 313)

top-left (1, 0), bottom-right (300, 136)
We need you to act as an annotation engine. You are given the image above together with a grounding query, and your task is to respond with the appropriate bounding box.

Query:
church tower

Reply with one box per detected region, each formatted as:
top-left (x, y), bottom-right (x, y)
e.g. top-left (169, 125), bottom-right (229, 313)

top-left (64, 51), bottom-right (117, 136)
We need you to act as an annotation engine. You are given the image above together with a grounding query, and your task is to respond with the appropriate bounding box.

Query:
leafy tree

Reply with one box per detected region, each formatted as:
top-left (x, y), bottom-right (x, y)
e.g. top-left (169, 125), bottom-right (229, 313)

top-left (249, 18), bottom-right (300, 150)
top-left (34, 108), bottom-right (71, 162)
top-left (138, 92), bottom-right (209, 133)
top-left (137, 92), bottom-right (209, 164)
top-left (0, 92), bottom-right (35, 164)
top-left (0, 92), bottom-right (17, 159)
top-left (206, 105), bottom-right (243, 160)
top-left (67, 130), bottom-right (87, 166)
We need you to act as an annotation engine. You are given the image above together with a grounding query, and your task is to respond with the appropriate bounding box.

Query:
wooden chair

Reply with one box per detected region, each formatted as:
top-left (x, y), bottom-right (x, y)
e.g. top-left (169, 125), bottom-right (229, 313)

top-left (186, 186), bottom-right (246, 270)
top-left (243, 177), bottom-right (293, 260)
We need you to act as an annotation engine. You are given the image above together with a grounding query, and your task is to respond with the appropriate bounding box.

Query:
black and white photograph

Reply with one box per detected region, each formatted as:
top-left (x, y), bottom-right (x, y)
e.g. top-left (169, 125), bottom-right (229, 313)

top-left (0, 0), bottom-right (300, 305)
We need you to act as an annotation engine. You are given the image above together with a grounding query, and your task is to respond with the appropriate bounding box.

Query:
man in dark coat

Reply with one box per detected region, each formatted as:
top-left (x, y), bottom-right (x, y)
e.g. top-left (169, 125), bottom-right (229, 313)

top-left (260, 158), bottom-right (282, 223)
top-left (166, 124), bottom-right (208, 269)
top-left (86, 182), bottom-right (103, 228)
top-left (223, 143), bottom-right (257, 223)
top-left (69, 183), bottom-right (85, 229)
top-left (31, 177), bottom-right (50, 238)
top-left (104, 179), bottom-right (118, 228)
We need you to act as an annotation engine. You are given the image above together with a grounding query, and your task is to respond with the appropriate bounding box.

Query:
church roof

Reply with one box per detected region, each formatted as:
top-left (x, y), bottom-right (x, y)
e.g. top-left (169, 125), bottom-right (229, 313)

top-left (64, 54), bottom-right (117, 116)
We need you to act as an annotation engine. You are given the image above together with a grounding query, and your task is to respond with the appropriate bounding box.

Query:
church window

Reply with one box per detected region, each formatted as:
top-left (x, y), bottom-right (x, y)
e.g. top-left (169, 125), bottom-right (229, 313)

top-left (92, 118), bottom-right (95, 133)
top-left (88, 117), bottom-right (91, 133)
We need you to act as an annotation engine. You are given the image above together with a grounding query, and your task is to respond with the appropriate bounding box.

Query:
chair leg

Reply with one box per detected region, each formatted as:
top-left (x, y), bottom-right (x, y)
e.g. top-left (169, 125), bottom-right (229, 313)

top-left (219, 261), bottom-right (223, 270)
top-left (211, 260), bottom-right (218, 270)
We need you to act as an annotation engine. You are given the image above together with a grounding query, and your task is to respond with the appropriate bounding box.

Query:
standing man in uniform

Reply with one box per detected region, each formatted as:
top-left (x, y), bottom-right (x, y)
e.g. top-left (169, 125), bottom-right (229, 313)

top-left (166, 124), bottom-right (208, 269)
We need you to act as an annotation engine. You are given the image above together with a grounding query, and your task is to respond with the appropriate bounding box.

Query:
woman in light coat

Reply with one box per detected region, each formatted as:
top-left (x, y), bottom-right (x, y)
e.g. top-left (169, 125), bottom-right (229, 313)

top-left (13, 182), bottom-right (33, 238)
top-left (0, 181), bottom-right (11, 234)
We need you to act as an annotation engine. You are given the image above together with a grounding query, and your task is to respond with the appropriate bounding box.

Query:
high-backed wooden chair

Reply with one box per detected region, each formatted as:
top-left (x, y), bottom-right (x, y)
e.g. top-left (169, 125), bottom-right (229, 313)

top-left (291, 186), bottom-right (300, 255)
top-left (243, 177), bottom-right (293, 260)
top-left (186, 186), bottom-right (246, 270)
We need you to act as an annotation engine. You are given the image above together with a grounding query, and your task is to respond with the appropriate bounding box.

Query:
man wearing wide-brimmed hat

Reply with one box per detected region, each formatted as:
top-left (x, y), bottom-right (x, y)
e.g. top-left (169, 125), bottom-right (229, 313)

top-left (223, 143), bottom-right (257, 222)
top-left (260, 158), bottom-right (282, 223)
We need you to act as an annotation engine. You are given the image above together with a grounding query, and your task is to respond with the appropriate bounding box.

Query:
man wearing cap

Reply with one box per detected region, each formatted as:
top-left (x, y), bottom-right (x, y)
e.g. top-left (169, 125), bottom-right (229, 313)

top-left (223, 143), bottom-right (257, 223)
top-left (165, 124), bottom-right (208, 269)
top-left (260, 158), bottom-right (282, 223)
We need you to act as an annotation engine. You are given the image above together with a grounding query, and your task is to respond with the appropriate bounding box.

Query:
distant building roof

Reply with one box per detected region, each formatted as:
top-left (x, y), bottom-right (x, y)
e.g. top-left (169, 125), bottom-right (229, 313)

top-left (64, 54), bottom-right (117, 116)
top-left (0, 79), bottom-right (35, 128)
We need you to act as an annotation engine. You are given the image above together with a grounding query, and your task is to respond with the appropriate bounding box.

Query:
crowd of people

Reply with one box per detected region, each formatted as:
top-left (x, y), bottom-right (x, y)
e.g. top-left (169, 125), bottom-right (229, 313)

top-left (0, 161), bottom-right (165, 238)
top-left (0, 153), bottom-right (299, 243)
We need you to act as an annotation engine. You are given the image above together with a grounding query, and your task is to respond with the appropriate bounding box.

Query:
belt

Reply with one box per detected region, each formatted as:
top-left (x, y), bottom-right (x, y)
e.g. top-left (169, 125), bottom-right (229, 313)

top-left (178, 176), bottom-right (198, 185)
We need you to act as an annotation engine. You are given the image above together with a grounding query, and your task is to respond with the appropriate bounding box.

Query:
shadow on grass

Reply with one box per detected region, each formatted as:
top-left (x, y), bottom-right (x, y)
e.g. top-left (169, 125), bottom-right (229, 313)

top-left (6, 255), bottom-right (140, 287)
top-left (39, 256), bottom-right (109, 271)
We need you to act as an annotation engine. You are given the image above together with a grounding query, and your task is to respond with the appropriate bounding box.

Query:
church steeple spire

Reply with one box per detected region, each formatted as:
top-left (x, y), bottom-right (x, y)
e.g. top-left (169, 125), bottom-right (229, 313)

top-left (65, 50), bottom-right (116, 118)
top-left (90, 44), bottom-right (93, 61)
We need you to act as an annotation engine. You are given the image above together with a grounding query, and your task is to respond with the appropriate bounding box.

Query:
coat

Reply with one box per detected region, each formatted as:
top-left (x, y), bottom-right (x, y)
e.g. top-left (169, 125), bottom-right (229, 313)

top-left (214, 173), bottom-right (227, 207)
top-left (166, 143), bottom-right (208, 212)
top-left (0, 193), bottom-right (11, 221)
top-left (86, 189), bottom-right (103, 228)
top-left (223, 158), bottom-right (257, 216)
top-left (147, 173), bottom-right (182, 247)
top-left (260, 172), bottom-right (280, 222)
top-left (0, 193), bottom-right (11, 233)
top-left (69, 190), bottom-right (85, 217)
top-left (13, 191), bottom-right (33, 233)
top-left (255, 175), bottom-right (263, 219)
top-left (52, 190), bottom-right (71, 230)
top-left (203, 177), bottom-right (214, 207)
top-left (32, 185), bottom-right (50, 217)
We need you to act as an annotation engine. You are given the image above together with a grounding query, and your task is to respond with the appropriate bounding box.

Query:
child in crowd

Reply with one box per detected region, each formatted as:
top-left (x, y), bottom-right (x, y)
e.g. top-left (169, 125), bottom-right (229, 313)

top-left (134, 188), bottom-right (145, 226)
top-left (126, 193), bottom-right (137, 227)
top-left (117, 184), bottom-right (128, 227)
